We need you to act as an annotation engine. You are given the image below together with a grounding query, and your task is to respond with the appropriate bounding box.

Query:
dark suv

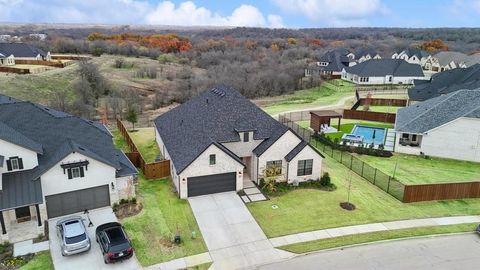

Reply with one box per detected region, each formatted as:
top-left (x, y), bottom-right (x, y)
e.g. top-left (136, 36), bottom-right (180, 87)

top-left (95, 222), bottom-right (133, 264)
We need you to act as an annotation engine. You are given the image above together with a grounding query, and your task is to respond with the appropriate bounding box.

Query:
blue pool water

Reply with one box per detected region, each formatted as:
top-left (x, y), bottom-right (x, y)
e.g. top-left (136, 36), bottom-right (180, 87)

top-left (351, 125), bottom-right (386, 145)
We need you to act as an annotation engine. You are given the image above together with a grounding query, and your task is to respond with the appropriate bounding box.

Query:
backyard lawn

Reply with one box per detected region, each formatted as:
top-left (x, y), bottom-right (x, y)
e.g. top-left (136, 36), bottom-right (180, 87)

top-left (121, 175), bottom-right (208, 266)
top-left (366, 105), bottom-right (403, 113)
top-left (280, 223), bottom-right (478, 253)
top-left (355, 153), bottom-right (480, 185)
top-left (19, 251), bottom-right (53, 270)
top-left (247, 156), bottom-right (480, 238)
top-left (261, 84), bottom-right (354, 115)
top-left (128, 127), bottom-right (162, 163)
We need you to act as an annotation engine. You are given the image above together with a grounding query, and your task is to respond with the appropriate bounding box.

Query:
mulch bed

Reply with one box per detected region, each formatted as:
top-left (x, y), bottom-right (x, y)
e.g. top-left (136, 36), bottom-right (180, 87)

top-left (340, 202), bottom-right (356, 211)
top-left (114, 203), bottom-right (143, 219)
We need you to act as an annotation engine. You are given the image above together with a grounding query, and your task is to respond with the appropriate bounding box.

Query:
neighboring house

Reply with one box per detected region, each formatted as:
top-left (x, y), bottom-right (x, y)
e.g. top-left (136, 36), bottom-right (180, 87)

top-left (409, 64), bottom-right (480, 102)
top-left (305, 48), bottom-right (355, 78)
top-left (0, 94), bottom-right (137, 242)
top-left (355, 48), bottom-right (381, 63)
top-left (0, 43), bottom-right (51, 64)
top-left (395, 89), bottom-right (480, 162)
top-left (342, 59), bottom-right (425, 85)
top-left (427, 51), bottom-right (480, 72)
top-left (0, 53), bottom-right (14, 66)
top-left (154, 85), bottom-right (324, 199)
top-left (392, 48), bottom-right (431, 69)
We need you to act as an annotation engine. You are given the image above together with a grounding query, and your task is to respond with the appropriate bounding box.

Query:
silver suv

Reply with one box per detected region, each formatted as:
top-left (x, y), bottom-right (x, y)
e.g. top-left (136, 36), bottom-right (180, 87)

top-left (56, 216), bottom-right (91, 256)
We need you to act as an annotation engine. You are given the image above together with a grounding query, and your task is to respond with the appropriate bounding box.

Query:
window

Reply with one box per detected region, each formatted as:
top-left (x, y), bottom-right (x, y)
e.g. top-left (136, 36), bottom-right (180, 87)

top-left (266, 160), bottom-right (282, 176)
top-left (412, 134), bottom-right (417, 141)
top-left (7, 157), bottom-right (23, 171)
top-left (297, 159), bottom-right (313, 176)
top-left (244, 132), bottom-right (249, 142)
top-left (389, 76), bottom-right (393, 82)
top-left (209, 154), bottom-right (216, 165)
top-left (402, 133), bottom-right (409, 139)
top-left (67, 166), bottom-right (84, 179)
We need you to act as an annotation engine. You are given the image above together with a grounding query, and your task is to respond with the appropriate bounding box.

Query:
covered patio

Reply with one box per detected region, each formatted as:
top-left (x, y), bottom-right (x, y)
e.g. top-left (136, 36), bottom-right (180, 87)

top-left (310, 110), bottom-right (343, 133)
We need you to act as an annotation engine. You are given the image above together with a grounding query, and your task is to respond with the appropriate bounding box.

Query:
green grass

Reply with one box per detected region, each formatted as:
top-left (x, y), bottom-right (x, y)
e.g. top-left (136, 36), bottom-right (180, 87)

top-left (19, 251), bottom-right (53, 270)
top-left (366, 106), bottom-right (402, 113)
top-left (188, 262), bottom-right (213, 270)
top-left (122, 176), bottom-right (207, 266)
top-left (279, 223), bottom-right (478, 254)
top-left (262, 84), bottom-right (354, 115)
top-left (298, 120), bottom-right (393, 142)
top-left (355, 153), bottom-right (480, 185)
top-left (128, 127), bottom-right (162, 163)
top-left (247, 156), bottom-right (480, 238)
top-left (111, 129), bottom-right (130, 153)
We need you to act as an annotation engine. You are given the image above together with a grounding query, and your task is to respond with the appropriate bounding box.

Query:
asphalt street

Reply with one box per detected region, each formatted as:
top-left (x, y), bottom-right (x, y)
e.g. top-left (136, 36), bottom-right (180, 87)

top-left (256, 234), bottom-right (480, 270)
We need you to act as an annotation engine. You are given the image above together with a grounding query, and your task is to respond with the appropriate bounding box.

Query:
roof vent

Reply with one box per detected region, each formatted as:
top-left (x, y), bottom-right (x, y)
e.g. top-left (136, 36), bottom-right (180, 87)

top-left (211, 88), bottom-right (225, 97)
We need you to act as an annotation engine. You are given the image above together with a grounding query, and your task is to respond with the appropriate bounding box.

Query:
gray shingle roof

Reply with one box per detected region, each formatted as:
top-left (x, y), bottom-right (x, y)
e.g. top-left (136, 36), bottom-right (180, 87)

top-left (345, 59), bottom-right (424, 77)
top-left (318, 48), bottom-right (353, 72)
top-left (154, 85), bottom-right (289, 174)
top-left (0, 94), bottom-right (18, 104)
top-left (0, 170), bottom-right (43, 211)
top-left (0, 96), bottom-right (137, 208)
top-left (396, 89), bottom-right (480, 134)
top-left (285, 141), bottom-right (308, 162)
top-left (400, 48), bottom-right (430, 59)
top-left (355, 48), bottom-right (379, 59)
top-left (409, 64), bottom-right (480, 101)
top-left (0, 42), bottom-right (47, 58)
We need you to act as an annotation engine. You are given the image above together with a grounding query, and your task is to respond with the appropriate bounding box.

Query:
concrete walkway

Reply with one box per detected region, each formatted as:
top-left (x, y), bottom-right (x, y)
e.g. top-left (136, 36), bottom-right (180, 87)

top-left (269, 215), bottom-right (480, 248)
top-left (145, 252), bottom-right (212, 270)
top-left (189, 192), bottom-right (294, 270)
top-left (13, 240), bottom-right (49, 256)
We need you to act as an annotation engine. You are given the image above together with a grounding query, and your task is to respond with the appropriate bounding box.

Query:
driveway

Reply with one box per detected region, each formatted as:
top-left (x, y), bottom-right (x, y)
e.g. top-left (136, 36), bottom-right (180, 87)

top-left (188, 192), bottom-right (293, 269)
top-left (49, 207), bottom-right (142, 270)
top-left (256, 233), bottom-right (480, 270)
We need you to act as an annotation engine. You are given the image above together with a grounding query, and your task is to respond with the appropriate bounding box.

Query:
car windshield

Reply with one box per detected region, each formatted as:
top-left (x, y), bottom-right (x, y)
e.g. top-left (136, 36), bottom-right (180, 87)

top-left (64, 220), bottom-right (86, 244)
top-left (105, 227), bottom-right (127, 245)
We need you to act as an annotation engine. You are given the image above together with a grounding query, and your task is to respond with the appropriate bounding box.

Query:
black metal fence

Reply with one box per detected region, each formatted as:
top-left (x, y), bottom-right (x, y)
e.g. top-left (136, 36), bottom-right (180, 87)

top-left (280, 114), bottom-right (405, 201)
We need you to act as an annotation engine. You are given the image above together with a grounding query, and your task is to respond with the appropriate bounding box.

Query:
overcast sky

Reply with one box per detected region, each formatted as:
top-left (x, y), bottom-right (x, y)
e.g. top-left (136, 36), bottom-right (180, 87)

top-left (1, 0), bottom-right (480, 28)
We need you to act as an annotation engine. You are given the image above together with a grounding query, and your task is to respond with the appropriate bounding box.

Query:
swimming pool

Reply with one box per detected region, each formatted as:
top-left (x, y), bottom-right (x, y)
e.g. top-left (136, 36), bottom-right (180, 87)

top-left (351, 125), bottom-right (386, 145)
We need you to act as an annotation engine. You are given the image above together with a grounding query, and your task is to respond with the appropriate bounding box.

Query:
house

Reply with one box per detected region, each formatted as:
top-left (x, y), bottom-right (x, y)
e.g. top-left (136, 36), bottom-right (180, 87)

top-left (408, 64), bottom-right (480, 102)
top-left (392, 48), bottom-right (431, 68)
top-left (0, 43), bottom-right (51, 65)
top-left (305, 48), bottom-right (355, 78)
top-left (395, 89), bottom-right (480, 162)
top-left (0, 94), bottom-right (137, 242)
top-left (0, 53), bottom-right (14, 66)
top-left (341, 59), bottom-right (425, 85)
top-left (426, 51), bottom-right (480, 72)
top-left (154, 85), bottom-right (324, 199)
top-left (355, 48), bottom-right (381, 63)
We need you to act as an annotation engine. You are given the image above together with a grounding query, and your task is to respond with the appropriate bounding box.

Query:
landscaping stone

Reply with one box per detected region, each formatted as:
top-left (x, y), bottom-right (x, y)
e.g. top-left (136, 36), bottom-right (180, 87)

top-left (248, 193), bottom-right (267, 202)
top-left (244, 187), bottom-right (261, 195)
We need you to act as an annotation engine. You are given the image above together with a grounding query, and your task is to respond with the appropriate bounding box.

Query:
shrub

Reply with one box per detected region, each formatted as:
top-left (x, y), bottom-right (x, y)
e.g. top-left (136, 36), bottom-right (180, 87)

top-left (130, 197), bottom-right (137, 204)
top-left (320, 172), bottom-right (331, 186)
top-left (119, 198), bottom-right (128, 205)
top-left (112, 203), bottom-right (119, 209)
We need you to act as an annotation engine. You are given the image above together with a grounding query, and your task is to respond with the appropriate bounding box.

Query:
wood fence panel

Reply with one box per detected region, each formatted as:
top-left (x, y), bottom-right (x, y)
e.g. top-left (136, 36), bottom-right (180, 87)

top-left (358, 98), bottom-right (407, 107)
top-left (15, 59), bottom-right (64, 68)
top-left (403, 182), bottom-right (480, 203)
top-left (0, 66), bottom-right (30, 74)
top-left (343, 110), bottom-right (396, 123)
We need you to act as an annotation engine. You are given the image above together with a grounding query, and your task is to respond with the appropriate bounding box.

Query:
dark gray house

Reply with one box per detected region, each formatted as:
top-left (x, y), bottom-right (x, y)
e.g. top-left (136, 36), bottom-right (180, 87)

top-left (305, 48), bottom-right (355, 78)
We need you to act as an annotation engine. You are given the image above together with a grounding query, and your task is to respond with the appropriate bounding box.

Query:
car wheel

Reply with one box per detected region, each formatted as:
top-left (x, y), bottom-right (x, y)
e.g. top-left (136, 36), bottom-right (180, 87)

top-left (104, 258), bottom-right (108, 264)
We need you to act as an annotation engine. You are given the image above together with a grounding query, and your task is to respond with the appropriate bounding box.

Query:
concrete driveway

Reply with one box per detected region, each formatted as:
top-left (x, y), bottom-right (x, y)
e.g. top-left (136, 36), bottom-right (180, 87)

top-left (188, 192), bottom-right (293, 269)
top-left (48, 207), bottom-right (141, 270)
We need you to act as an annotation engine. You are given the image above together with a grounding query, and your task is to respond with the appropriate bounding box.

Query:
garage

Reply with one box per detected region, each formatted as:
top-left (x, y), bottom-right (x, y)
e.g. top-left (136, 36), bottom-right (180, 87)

top-left (45, 185), bottom-right (110, 218)
top-left (187, 172), bottom-right (236, 197)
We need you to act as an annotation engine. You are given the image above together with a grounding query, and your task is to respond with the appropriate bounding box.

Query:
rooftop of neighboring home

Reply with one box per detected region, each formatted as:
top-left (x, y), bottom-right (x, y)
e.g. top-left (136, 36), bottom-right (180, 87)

top-left (396, 48), bottom-right (430, 59)
top-left (409, 64), bottom-right (480, 101)
top-left (0, 94), bottom-right (136, 210)
top-left (433, 51), bottom-right (480, 67)
top-left (316, 48), bottom-right (354, 72)
top-left (344, 59), bottom-right (424, 77)
top-left (0, 42), bottom-right (48, 58)
top-left (396, 89), bottom-right (480, 134)
top-left (154, 85), bottom-right (293, 174)
top-left (355, 48), bottom-right (379, 58)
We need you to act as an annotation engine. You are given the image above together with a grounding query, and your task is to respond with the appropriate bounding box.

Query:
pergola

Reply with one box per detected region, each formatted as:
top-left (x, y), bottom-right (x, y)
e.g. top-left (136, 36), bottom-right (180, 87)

top-left (310, 110), bottom-right (343, 132)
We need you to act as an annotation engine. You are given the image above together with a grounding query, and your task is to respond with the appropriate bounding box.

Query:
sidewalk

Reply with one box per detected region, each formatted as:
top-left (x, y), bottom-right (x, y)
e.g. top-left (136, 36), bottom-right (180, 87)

top-left (13, 240), bottom-right (49, 257)
top-left (145, 252), bottom-right (212, 270)
top-left (269, 215), bottom-right (480, 247)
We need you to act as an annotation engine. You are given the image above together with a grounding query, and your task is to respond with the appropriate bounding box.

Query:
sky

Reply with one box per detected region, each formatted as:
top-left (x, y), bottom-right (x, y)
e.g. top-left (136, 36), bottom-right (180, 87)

top-left (1, 0), bottom-right (480, 28)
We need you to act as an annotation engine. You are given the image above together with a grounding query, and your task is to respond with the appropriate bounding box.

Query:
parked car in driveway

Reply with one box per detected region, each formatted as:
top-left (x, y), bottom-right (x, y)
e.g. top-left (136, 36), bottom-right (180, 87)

top-left (476, 224), bottom-right (480, 234)
top-left (95, 222), bottom-right (134, 264)
top-left (56, 216), bottom-right (91, 256)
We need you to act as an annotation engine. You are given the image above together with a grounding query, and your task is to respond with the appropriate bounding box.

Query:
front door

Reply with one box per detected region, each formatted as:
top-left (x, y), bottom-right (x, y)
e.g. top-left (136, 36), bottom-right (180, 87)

top-left (15, 206), bottom-right (31, 223)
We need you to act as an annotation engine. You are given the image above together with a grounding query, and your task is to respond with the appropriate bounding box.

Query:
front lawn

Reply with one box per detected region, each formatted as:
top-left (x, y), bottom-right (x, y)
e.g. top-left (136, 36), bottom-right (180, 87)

top-left (247, 156), bottom-right (480, 238)
top-left (121, 175), bottom-right (207, 266)
top-left (355, 153), bottom-right (480, 185)
top-left (128, 127), bottom-right (162, 163)
top-left (279, 223), bottom-right (478, 254)
top-left (19, 251), bottom-right (53, 270)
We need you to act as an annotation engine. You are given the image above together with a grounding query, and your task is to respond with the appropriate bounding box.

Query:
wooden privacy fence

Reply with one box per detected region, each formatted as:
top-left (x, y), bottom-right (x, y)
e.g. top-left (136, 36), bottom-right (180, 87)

top-left (117, 118), bottom-right (170, 179)
top-left (51, 55), bottom-right (91, 61)
top-left (403, 182), bottom-right (480, 203)
top-left (343, 109), bottom-right (396, 124)
top-left (358, 98), bottom-right (407, 107)
top-left (0, 66), bottom-right (29, 74)
top-left (15, 59), bottom-right (64, 68)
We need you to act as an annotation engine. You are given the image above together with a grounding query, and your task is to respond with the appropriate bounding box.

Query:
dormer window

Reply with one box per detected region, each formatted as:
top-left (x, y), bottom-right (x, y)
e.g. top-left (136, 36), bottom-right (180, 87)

top-left (209, 154), bottom-right (216, 165)
top-left (7, 157), bottom-right (23, 171)
top-left (61, 160), bottom-right (89, 179)
top-left (244, 132), bottom-right (249, 142)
